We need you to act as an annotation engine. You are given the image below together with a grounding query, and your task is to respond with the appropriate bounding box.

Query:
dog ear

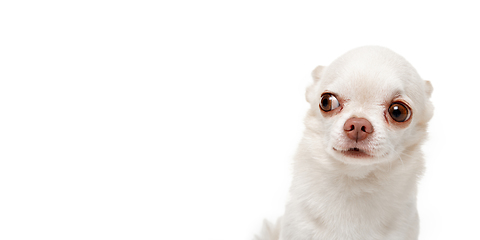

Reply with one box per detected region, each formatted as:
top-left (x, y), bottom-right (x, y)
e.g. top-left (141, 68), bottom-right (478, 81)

top-left (424, 80), bottom-right (433, 98)
top-left (311, 65), bottom-right (324, 83)
top-left (306, 65), bottom-right (324, 103)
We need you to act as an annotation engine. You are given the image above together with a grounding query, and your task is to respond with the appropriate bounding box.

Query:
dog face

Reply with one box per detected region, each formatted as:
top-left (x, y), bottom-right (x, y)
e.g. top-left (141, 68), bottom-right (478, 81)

top-left (305, 46), bottom-right (433, 165)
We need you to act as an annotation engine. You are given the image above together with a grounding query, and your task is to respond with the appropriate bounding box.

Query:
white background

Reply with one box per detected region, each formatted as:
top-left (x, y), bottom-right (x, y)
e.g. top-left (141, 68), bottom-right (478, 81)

top-left (1, 1), bottom-right (479, 240)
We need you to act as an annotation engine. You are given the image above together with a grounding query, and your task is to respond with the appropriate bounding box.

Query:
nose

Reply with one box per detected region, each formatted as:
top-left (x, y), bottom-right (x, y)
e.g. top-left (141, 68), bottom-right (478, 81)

top-left (343, 118), bottom-right (374, 142)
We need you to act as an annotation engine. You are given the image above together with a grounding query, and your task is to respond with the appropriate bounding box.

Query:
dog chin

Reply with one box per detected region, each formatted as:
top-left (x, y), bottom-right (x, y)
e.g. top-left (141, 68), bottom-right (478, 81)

top-left (329, 146), bottom-right (389, 165)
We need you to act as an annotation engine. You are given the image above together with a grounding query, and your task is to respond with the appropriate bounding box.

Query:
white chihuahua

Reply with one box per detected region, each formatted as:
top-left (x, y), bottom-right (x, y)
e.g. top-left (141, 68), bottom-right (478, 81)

top-left (257, 46), bottom-right (433, 240)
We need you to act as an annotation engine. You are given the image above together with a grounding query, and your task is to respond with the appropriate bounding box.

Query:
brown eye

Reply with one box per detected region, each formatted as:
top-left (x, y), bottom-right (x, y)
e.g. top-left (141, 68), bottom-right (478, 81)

top-left (388, 102), bottom-right (411, 122)
top-left (320, 93), bottom-right (340, 112)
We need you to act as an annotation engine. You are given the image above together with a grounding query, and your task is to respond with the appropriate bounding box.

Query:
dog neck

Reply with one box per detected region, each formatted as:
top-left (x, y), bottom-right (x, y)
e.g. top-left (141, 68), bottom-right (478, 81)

top-left (286, 142), bottom-right (423, 239)
top-left (291, 137), bottom-right (425, 215)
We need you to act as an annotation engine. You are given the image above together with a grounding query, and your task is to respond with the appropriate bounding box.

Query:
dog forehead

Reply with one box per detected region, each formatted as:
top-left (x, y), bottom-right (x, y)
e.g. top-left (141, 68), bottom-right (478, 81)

top-left (326, 66), bottom-right (404, 102)
top-left (320, 47), bottom-right (410, 102)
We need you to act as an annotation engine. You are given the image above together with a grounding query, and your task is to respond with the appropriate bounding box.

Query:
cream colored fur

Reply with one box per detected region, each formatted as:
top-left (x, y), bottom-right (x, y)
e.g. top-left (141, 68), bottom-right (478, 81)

top-left (256, 46), bottom-right (433, 240)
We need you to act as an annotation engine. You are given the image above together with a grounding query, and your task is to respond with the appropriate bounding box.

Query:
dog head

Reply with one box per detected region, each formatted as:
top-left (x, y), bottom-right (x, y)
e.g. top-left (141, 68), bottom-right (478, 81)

top-left (304, 46), bottom-right (433, 165)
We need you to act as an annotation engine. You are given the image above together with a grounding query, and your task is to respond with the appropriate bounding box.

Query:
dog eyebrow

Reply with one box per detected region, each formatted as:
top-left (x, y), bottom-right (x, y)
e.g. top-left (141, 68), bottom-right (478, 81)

top-left (390, 90), bottom-right (403, 99)
top-left (382, 90), bottom-right (404, 104)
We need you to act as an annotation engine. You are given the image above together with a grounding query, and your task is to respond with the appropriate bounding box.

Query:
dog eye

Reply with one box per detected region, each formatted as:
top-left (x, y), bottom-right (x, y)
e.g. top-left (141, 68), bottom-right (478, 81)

top-left (319, 93), bottom-right (340, 112)
top-left (388, 102), bottom-right (411, 122)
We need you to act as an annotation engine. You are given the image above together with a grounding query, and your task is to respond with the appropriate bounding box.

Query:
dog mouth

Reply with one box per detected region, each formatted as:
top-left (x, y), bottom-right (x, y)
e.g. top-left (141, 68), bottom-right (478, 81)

top-left (333, 147), bottom-right (372, 158)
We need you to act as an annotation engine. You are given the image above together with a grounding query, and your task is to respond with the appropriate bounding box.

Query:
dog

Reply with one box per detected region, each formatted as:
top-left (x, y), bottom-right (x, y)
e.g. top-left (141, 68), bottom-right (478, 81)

top-left (256, 46), bottom-right (433, 240)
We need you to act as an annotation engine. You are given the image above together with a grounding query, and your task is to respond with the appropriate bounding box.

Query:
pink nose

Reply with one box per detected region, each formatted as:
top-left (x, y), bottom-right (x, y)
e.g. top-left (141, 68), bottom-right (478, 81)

top-left (343, 118), bottom-right (374, 142)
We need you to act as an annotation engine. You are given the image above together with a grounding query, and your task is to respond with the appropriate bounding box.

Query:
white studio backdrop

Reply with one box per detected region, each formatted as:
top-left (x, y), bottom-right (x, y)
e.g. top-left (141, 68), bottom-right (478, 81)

top-left (0, 1), bottom-right (479, 240)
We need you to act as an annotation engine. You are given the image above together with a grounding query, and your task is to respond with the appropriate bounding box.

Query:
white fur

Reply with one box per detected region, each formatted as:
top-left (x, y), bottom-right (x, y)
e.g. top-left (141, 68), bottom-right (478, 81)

top-left (256, 46), bottom-right (433, 240)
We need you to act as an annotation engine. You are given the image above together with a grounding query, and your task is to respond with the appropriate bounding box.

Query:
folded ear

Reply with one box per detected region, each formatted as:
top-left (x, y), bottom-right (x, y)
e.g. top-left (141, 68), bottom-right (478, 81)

top-left (311, 65), bottom-right (324, 83)
top-left (305, 65), bottom-right (324, 103)
top-left (424, 80), bottom-right (433, 98)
